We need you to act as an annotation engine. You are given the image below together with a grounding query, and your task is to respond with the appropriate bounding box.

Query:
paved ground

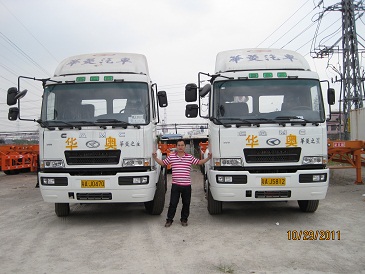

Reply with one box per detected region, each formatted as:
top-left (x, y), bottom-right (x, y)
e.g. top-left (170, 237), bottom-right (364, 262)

top-left (0, 167), bottom-right (364, 274)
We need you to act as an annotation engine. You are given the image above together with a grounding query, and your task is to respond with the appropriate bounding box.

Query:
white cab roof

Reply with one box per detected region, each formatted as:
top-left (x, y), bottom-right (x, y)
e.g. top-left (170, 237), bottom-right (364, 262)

top-left (54, 52), bottom-right (149, 76)
top-left (215, 48), bottom-right (311, 73)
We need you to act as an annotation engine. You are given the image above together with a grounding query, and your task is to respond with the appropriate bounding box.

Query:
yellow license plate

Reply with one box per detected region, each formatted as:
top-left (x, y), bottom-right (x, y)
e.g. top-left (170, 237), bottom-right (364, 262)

top-left (81, 180), bottom-right (105, 188)
top-left (261, 177), bottom-right (286, 186)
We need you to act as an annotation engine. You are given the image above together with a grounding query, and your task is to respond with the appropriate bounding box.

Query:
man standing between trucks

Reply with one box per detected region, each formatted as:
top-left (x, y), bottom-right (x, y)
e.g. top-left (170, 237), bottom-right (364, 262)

top-left (152, 139), bottom-right (212, 227)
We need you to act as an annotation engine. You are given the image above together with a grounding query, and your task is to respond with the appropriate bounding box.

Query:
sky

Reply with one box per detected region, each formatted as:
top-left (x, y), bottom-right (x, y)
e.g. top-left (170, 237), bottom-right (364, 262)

top-left (0, 0), bottom-right (364, 132)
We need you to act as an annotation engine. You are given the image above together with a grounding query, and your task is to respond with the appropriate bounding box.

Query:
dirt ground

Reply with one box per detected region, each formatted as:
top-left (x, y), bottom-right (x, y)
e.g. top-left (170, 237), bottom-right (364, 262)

top-left (0, 167), bottom-right (364, 274)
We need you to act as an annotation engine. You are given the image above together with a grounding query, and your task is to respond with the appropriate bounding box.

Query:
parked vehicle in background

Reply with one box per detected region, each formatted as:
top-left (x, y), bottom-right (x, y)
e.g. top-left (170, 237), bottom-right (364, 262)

top-left (0, 144), bottom-right (38, 175)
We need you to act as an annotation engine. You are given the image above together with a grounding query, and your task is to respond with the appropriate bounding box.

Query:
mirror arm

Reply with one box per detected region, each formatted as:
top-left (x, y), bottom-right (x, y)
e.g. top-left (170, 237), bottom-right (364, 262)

top-left (152, 83), bottom-right (160, 124)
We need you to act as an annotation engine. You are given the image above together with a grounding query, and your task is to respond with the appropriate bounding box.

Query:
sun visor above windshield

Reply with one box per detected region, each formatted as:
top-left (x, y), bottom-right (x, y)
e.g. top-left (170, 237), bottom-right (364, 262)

top-left (54, 52), bottom-right (150, 76)
top-left (215, 48), bottom-right (311, 73)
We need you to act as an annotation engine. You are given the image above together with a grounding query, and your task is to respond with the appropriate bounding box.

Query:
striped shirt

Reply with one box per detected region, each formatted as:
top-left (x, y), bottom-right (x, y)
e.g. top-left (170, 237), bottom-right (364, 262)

top-left (163, 152), bottom-right (200, 186)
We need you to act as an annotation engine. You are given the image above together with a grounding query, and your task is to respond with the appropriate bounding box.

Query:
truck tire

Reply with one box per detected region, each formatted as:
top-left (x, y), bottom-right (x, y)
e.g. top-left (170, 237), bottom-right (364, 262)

top-left (207, 186), bottom-right (222, 215)
top-left (200, 164), bottom-right (205, 174)
top-left (298, 200), bottom-right (319, 212)
top-left (203, 173), bottom-right (207, 193)
top-left (144, 171), bottom-right (165, 215)
top-left (163, 167), bottom-right (168, 193)
top-left (55, 203), bottom-right (70, 217)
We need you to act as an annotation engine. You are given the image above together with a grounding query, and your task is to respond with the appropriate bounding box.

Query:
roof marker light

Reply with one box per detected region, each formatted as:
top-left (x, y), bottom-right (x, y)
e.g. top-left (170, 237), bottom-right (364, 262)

top-left (263, 72), bottom-right (273, 78)
top-left (104, 76), bottom-right (113, 81)
top-left (277, 72), bottom-right (287, 78)
top-left (76, 77), bottom-right (86, 82)
top-left (249, 73), bottom-right (259, 78)
top-left (90, 76), bottom-right (99, 81)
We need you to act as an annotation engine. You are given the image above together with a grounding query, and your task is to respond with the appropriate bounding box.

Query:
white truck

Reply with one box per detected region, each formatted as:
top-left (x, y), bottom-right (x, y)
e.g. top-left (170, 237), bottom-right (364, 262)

top-left (185, 48), bottom-right (335, 214)
top-left (7, 52), bottom-right (168, 217)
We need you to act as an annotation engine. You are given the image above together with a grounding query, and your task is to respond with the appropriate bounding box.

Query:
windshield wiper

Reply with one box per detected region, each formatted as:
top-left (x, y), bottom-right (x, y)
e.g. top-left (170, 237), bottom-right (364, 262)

top-left (217, 118), bottom-right (258, 127)
top-left (95, 119), bottom-right (139, 128)
top-left (233, 117), bottom-right (297, 127)
top-left (37, 119), bottom-right (56, 130)
top-left (38, 120), bottom-right (78, 129)
top-left (274, 116), bottom-right (319, 126)
top-left (275, 116), bottom-right (303, 120)
top-left (41, 120), bottom-right (110, 129)
top-left (210, 117), bottom-right (229, 127)
top-left (233, 118), bottom-right (258, 127)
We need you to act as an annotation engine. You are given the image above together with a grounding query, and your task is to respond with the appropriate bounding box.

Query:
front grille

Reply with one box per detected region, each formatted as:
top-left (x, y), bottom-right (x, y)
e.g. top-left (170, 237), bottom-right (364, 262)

top-left (76, 193), bottom-right (112, 200)
top-left (65, 150), bottom-right (121, 165)
top-left (244, 148), bottom-right (301, 163)
top-left (255, 190), bottom-right (291, 198)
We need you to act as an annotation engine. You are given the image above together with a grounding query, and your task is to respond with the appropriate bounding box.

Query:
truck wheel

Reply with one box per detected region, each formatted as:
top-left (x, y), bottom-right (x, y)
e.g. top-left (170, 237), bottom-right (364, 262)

top-left (163, 167), bottom-right (168, 193)
top-left (207, 186), bottom-right (222, 215)
top-left (144, 171), bottom-right (165, 215)
top-left (203, 173), bottom-right (207, 193)
top-left (200, 164), bottom-right (205, 174)
top-left (55, 203), bottom-right (70, 217)
top-left (298, 200), bottom-right (319, 212)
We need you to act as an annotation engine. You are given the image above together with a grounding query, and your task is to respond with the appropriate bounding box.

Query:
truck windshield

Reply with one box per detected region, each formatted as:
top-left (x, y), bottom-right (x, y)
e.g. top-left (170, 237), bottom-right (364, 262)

top-left (212, 79), bottom-right (325, 124)
top-left (41, 82), bottom-right (150, 126)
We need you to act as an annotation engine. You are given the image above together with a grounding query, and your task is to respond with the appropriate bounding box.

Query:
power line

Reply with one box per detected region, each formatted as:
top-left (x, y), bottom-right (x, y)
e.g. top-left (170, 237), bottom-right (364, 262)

top-left (0, 0), bottom-right (59, 64)
top-left (311, 0), bottom-right (365, 140)
top-left (0, 31), bottom-right (51, 76)
top-left (269, 7), bottom-right (318, 48)
top-left (280, 20), bottom-right (317, 49)
top-left (295, 17), bottom-right (340, 53)
top-left (256, 0), bottom-right (311, 47)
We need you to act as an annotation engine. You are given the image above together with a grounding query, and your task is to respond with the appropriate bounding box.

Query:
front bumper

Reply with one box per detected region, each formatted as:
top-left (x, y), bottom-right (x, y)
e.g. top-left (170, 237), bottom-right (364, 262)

top-left (208, 168), bottom-right (329, 202)
top-left (39, 170), bottom-right (158, 203)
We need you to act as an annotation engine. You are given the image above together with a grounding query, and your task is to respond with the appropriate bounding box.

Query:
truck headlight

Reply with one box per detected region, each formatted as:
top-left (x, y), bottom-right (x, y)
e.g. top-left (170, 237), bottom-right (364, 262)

top-left (299, 173), bottom-right (327, 183)
top-left (217, 176), bottom-right (233, 183)
top-left (42, 160), bottom-right (65, 168)
top-left (133, 177), bottom-right (148, 184)
top-left (302, 156), bottom-right (324, 165)
top-left (123, 158), bottom-right (151, 167)
top-left (214, 158), bottom-right (242, 167)
top-left (41, 177), bottom-right (68, 186)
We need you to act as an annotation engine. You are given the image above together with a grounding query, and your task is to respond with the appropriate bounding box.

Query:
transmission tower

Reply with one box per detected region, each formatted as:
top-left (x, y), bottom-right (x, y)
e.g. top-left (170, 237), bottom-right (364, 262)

top-left (311, 0), bottom-right (365, 140)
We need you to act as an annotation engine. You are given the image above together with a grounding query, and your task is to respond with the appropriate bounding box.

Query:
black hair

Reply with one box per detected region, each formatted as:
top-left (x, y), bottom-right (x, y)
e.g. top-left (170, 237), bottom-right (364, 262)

top-left (176, 139), bottom-right (185, 145)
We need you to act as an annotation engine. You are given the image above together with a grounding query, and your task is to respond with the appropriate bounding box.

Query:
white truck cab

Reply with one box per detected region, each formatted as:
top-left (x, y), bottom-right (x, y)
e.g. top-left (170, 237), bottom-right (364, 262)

top-left (7, 52), bottom-right (168, 216)
top-left (185, 48), bottom-right (335, 214)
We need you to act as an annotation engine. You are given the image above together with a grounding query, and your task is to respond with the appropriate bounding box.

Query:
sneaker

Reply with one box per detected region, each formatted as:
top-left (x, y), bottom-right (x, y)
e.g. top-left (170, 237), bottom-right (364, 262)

top-left (165, 220), bottom-right (173, 227)
top-left (181, 220), bottom-right (188, 227)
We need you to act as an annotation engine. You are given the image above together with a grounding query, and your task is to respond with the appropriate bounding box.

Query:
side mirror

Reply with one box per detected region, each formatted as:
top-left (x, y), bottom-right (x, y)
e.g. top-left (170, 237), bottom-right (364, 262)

top-left (8, 107), bottom-right (19, 121)
top-left (7, 87), bottom-right (18, 106)
top-left (157, 91), bottom-right (168, 107)
top-left (199, 84), bottom-right (211, 97)
top-left (15, 89), bottom-right (28, 100)
top-left (185, 104), bottom-right (198, 118)
top-left (327, 88), bottom-right (335, 105)
top-left (185, 83), bottom-right (197, 102)
top-left (7, 88), bottom-right (28, 106)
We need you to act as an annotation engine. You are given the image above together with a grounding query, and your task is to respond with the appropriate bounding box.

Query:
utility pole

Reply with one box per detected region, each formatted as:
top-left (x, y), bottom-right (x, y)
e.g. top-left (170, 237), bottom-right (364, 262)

top-left (311, 0), bottom-right (365, 140)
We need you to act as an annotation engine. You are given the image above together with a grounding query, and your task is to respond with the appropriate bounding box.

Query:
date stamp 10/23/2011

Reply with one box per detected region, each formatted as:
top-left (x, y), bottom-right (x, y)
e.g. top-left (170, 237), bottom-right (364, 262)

top-left (287, 230), bottom-right (341, 241)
